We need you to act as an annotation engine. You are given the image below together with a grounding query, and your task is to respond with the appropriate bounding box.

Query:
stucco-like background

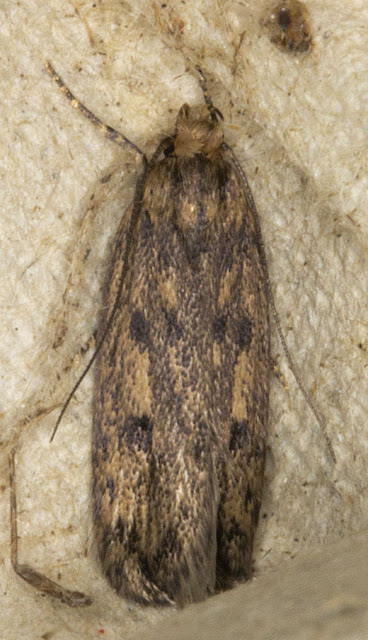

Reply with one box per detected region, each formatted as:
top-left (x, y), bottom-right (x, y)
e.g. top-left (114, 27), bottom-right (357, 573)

top-left (1, 1), bottom-right (368, 638)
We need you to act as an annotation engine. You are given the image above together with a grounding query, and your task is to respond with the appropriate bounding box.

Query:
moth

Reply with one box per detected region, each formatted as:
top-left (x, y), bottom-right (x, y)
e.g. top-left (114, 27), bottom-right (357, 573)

top-left (11, 63), bottom-right (271, 608)
top-left (92, 103), bottom-right (270, 606)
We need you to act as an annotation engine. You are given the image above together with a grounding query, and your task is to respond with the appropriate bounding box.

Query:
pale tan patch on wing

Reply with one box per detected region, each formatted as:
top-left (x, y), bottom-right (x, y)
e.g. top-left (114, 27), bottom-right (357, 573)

top-left (231, 352), bottom-right (253, 421)
top-left (213, 343), bottom-right (221, 368)
top-left (218, 268), bottom-right (238, 307)
top-left (157, 276), bottom-right (178, 309)
top-left (125, 344), bottom-right (152, 415)
top-left (171, 348), bottom-right (185, 396)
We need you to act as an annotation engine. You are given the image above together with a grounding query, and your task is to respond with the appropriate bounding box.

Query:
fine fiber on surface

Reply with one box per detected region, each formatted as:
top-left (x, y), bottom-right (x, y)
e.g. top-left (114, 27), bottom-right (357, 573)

top-left (1, 1), bottom-right (367, 638)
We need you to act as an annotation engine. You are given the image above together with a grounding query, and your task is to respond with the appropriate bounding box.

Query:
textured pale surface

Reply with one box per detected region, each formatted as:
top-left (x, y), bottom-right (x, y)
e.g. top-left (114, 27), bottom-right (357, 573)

top-left (1, 0), bottom-right (368, 638)
top-left (133, 530), bottom-right (368, 640)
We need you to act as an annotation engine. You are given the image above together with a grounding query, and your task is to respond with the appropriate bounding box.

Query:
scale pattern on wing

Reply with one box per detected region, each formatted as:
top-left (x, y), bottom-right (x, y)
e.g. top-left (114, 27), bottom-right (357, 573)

top-left (93, 114), bottom-right (269, 606)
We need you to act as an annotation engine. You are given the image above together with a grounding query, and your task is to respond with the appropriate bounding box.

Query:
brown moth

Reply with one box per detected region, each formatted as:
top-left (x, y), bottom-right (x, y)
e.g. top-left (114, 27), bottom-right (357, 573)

top-left (92, 103), bottom-right (270, 606)
top-left (11, 63), bottom-right (271, 608)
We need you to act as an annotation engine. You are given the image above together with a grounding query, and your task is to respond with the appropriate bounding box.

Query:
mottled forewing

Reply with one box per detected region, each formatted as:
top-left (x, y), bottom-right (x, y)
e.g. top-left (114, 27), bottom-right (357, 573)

top-left (93, 159), bottom-right (220, 605)
top-left (213, 149), bottom-right (269, 586)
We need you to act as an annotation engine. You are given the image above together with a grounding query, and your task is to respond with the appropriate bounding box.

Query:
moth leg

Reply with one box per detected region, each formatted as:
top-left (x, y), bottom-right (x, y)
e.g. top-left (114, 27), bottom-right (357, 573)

top-left (9, 448), bottom-right (92, 607)
top-left (45, 61), bottom-right (146, 162)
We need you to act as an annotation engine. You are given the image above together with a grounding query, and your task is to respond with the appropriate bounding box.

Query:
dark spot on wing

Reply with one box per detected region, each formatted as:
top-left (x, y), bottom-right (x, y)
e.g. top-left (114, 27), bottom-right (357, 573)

top-left (234, 314), bottom-right (252, 350)
top-left (123, 414), bottom-right (154, 453)
top-left (165, 309), bottom-right (183, 342)
top-left (229, 419), bottom-right (250, 451)
top-left (130, 309), bottom-right (149, 346)
top-left (213, 314), bottom-right (227, 342)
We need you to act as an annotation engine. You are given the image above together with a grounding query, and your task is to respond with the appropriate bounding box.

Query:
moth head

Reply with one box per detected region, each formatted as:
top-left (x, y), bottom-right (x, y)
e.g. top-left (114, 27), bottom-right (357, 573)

top-left (173, 103), bottom-right (224, 158)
